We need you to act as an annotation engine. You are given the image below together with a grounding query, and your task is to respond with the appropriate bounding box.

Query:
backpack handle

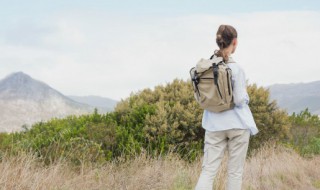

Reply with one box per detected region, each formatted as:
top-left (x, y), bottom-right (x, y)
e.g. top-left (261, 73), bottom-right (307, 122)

top-left (209, 54), bottom-right (215, 60)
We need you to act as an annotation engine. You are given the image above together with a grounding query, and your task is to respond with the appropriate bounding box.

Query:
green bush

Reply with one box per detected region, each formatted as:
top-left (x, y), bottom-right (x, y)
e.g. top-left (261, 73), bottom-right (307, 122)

top-left (1, 111), bottom-right (117, 164)
top-left (115, 79), bottom-right (290, 160)
top-left (114, 79), bottom-right (204, 160)
top-left (248, 84), bottom-right (290, 151)
top-left (301, 137), bottom-right (320, 156)
top-left (0, 79), bottom-right (292, 163)
top-left (288, 108), bottom-right (320, 156)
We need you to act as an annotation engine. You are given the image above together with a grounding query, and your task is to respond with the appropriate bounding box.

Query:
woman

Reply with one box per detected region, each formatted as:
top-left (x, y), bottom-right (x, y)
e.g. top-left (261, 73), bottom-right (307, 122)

top-left (195, 25), bottom-right (259, 190)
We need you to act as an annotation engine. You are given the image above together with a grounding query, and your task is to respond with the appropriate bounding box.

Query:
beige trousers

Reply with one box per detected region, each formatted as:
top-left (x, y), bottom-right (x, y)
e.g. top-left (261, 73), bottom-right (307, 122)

top-left (195, 129), bottom-right (250, 190)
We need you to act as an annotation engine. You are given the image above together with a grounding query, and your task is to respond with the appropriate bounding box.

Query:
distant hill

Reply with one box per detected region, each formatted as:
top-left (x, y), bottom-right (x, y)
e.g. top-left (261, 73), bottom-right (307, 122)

top-left (68, 95), bottom-right (118, 113)
top-left (0, 72), bottom-right (94, 132)
top-left (268, 80), bottom-right (320, 115)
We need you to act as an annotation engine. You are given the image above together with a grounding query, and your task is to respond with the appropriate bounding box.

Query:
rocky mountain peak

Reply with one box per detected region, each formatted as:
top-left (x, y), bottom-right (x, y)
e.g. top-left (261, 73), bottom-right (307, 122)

top-left (5, 71), bottom-right (32, 80)
top-left (0, 72), bottom-right (93, 132)
top-left (0, 71), bottom-right (59, 101)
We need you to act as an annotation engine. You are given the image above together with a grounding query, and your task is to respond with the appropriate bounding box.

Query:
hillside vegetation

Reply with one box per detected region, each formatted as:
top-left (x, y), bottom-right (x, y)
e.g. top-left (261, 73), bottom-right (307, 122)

top-left (0, 79), bottom-right (320, 189)
top-left (0, 79), bottom-right (295, 163)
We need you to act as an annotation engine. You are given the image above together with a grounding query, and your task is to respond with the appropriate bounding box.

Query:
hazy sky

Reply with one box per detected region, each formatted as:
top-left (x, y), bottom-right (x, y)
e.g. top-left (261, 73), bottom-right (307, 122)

top-left (1, 0), bottom-right (320, 100)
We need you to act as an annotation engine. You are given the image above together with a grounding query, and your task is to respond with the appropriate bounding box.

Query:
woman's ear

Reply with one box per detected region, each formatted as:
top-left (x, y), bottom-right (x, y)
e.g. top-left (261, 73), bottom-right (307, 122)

top-left (233, 38), bottom-right (238, 46)
top-left (231, 38), bottom-right (238, 53)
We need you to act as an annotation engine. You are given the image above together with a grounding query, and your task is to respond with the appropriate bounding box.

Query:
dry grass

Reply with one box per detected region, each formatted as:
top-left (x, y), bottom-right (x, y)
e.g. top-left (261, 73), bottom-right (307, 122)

top-left (0, 145), bottom-right (319, 190)
top-left (243, 144), bottom-right (320, 190)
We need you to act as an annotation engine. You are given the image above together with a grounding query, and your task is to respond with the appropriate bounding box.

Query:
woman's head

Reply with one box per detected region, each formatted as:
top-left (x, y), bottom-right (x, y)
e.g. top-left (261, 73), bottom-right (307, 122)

top-left (215, 25), bottom-right (238, 62)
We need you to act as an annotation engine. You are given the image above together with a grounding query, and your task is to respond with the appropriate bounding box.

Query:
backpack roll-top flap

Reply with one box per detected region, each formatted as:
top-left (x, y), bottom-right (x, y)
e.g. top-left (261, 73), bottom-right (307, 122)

top-left (196, 57), bottom-right (223, 73)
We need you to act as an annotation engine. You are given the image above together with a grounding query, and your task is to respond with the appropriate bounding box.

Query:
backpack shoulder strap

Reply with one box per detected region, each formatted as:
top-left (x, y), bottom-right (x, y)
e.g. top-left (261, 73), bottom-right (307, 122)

top-left (227, 57), bottom-right (236, 63)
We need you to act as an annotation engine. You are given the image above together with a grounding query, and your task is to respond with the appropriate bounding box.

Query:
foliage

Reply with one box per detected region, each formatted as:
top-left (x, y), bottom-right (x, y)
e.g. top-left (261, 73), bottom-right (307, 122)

top-left (1, 111), bottom-right (117, 164)
top-left (247, 84), bottom-right (290, 150)
top-left (115, 79), bottom-right (204, 160)
top-left (0, 79), bottom-right (293, 163)
top-left (115, 79), bottom-right (290, 159)
top-left (288, 108), bottom-right (320, 156)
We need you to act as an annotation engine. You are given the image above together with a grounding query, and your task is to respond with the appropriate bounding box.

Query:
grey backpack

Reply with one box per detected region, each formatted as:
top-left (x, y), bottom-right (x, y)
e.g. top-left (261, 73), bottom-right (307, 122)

top-left (190, 54), bottom-right (235, 112)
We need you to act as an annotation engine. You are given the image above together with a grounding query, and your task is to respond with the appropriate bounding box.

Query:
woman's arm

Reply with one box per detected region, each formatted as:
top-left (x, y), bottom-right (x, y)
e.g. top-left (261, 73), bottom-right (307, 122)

top-left (232, 66), bottom-right (249, 107)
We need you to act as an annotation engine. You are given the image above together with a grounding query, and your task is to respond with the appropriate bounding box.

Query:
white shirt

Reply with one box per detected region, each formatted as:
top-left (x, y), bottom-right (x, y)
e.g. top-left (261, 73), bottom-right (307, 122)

top-left (201, 57), bottom-right (259, 135)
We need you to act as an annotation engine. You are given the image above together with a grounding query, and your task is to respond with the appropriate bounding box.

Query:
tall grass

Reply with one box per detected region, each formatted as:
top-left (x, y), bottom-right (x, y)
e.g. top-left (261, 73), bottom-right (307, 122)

top-left (0, 144), bottom-right (319, 190)
top-left (243, 144), bottom-right (320, 190)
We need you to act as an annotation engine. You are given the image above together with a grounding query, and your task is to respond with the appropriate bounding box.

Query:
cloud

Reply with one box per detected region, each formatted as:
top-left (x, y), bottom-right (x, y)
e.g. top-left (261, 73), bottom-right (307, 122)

top-left (0, 10), bottom-right (319, 100)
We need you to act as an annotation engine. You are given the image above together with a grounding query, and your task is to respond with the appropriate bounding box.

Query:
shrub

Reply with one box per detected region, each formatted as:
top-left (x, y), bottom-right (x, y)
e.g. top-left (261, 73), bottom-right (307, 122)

top-left (288, 108), bottom-right (320, 156)
top-left (0, 79), bottom-right (291, 162)
top-left (248, 84), bottom-right (290, 151)
top-left (114, 79), bottom-right (290, 159)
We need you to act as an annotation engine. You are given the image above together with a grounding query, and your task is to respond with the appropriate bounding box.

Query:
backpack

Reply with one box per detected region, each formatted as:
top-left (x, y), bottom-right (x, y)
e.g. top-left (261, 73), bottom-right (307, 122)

top-left (189, 54), bottom-right (235, 112)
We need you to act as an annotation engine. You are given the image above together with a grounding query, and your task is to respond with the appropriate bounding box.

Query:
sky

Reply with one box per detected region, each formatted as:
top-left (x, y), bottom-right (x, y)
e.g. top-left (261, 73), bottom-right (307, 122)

top-left (0, 0), bottom-right (320, 100)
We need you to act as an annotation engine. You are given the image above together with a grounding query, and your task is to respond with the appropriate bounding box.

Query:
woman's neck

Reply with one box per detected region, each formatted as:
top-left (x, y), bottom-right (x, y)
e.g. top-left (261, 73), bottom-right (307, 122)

top-left (222, 47), bottom-right (232, 57)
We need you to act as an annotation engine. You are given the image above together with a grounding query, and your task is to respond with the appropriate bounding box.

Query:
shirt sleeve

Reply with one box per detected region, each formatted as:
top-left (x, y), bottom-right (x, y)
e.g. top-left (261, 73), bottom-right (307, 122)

top-left (232, 66), bottom-right (249, 107)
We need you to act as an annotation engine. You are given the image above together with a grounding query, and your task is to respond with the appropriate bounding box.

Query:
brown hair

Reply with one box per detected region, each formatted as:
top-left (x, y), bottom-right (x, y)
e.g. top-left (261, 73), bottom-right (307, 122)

top-left (214, 25), bottom-right (238, 62)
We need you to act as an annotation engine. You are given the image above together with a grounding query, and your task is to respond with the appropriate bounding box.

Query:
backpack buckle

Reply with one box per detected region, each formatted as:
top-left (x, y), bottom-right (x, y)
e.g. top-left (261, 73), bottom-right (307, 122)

top-left (212, 63), bottom-right (219, 85)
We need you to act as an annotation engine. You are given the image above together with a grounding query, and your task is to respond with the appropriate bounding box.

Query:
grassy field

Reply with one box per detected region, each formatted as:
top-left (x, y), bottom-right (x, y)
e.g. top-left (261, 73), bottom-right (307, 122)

top-left (0, 144), bottom-right (319, 190)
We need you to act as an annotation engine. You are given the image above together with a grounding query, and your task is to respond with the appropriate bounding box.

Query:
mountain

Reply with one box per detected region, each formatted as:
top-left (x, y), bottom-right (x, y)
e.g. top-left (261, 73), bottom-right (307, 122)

top-left (68, 95), bottom-right (118, 113)
top-left (268, 80), bottom-right (320, 115)
top-left (0, 72), bottom-right (94, 132)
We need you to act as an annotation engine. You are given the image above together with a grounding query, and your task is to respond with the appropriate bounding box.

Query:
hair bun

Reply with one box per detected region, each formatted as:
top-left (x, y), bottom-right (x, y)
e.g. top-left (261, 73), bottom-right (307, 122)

top-left (216, 24), bottom-right (237, 49)
top-left (216, 34), bottom-right (225, 48)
